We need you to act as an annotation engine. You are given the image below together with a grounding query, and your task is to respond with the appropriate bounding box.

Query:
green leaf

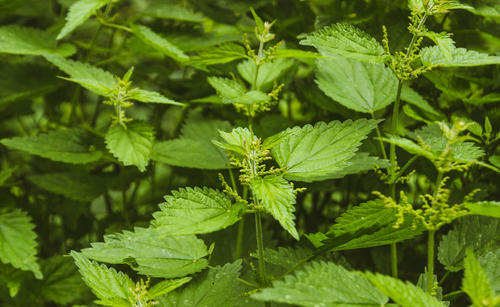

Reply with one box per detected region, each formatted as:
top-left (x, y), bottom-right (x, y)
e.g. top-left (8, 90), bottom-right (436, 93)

top-left (147, 277), bottom-right (192, 299)
top-left (300, 23), bottom-right (385, 63)
top-left (28, 172), bottom-right (108, 201)
top-left (71, 251), bottom-right (134, 306)
top-left (237, 58), bottom-right (295, 91)
top-left (465, 201), bottom-right (500, 218)
top-left (419, 31), bottom-right (456, 61)
top-left (214, 127), bottom-right (257, 156)
top-left (478, 250), bottom-right (500, 295)
top-left (252, 261), bottom-right (388, 306)
top-left (315, 57), bottom-right (398, 113)
top-left (44, 55), bottom-right (115, 96)
top-left (250, 175), bottom-right (299, 240)
top-left (0, 210), bottom-right (41, 279)
top-left (81, 227), bottom-right (209, 278)
top-left (259, 246), bottom-right (313, 269)
top-left (463, 250), bottom-right (499, 307)
top-left (57, 0), bottom-right (111, 40)
top-left (186, 43), bottom-right (248, 68)
top-left (0, 128), bottom-right (102, 164)
top-left (132, 25), bottom-right (189, 62)
top-left (271, 119), bottom-right (379, 182)
top-left (152, 113), bottom-right (231, 169)
top-left (105, 122), bottom-right (154, 172)
top-left (420, 46), bottom-right (500, 67)
top-left (143, 3), bottom-right (205, 22)
top-left (207, 77), bottom-right (270, 105)
top-left (401, 83), bottom-right (440, 116)
top-left (0, 25), bottom-right (75, 56)
top-left (127, 88), bottom-right (183, 105)
top-left (438, 216), bottom-right (499, 272)
top-left (159, 260), bottom-right (242, 307)
top-left (152, 187), bottom-right (246, 235)
top-left (314, 200), bottom-right (423, 251)
top-left (364, 272), bottom-right (445, 307)
top-left (38, 256), bottom-right (87, 304)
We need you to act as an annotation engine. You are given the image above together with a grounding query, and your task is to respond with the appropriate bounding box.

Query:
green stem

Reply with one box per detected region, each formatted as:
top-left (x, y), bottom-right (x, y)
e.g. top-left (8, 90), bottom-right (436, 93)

top-left (391, 243), bottom-right (398, 278)
top-left (442, 290), bottom-right (464, 300)
top-left (427, 229), bottom-right (435, 294)
top-left (371, 112), bottom-right (388, 160)
top-left (234, 216), bottom-right (245, 260)
top-left (255, 210), bottom-right (267, 286)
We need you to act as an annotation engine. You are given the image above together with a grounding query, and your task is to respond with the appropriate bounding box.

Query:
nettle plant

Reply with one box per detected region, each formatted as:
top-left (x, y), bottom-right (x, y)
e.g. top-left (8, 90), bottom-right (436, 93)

top-left (0, 0), bottom-right (499, 306)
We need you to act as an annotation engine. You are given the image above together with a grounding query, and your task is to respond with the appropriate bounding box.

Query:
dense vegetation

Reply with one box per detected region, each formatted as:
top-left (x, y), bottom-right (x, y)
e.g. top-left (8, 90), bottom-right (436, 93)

top-left (0, 0), bottom-right (499, 306)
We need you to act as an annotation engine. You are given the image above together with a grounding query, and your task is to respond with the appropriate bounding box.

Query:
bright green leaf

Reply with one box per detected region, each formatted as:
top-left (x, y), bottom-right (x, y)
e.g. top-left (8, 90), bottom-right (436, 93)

top-left (57, 0), bottom-right (111, 40)
top-left (152, 187), bottom-right (246, 235)
top-left (420, 46), bottom-right (500, 67)
top-left (81, 227), bottom-right (209, 278)
top-left (300, 23), bottom-right (385, 63)
top-left (159, 260), bottom-right (242, 307)
top-left (127, 88), bottom-right (183, 105)
top-left (0, 128), bottom-right (102, 164)
top-left (315, 56), bottom-right (398, 113)
top-left (0, 210), bottom-right (41, 279)
top-left (0, 25), bottom-right (75, 56)
top-left (252, 261), bottom-right (388, 306)
top-left (250, 175), bottom-right (299, 240)
top-left (237, 58), bottom-right (295, 91)
top-left (147, 277), bottom-right (192, 299)
top-left (463, 250), bottom-right (499, 307)
top-left (272, 119), bottom-right (379, 182)
top-left (465, 201), bottom-right (500, 218)
top-left (365, 272), bottom-right (445, 307)
top-left (105, 122), bottom-right (154, 172)
top-left (132, 25), bottom-right (189, 62)
top-left (71, 251), bottom-right (134, 306)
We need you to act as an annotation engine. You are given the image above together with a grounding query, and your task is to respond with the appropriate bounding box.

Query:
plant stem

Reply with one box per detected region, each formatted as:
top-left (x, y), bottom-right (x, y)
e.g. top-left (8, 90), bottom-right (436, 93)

top-left (427, 229), bottom-right (435, 294)
top-left (371, 112), bottom-right (388, 160)
top-left (387, 9), bottom-right (429, 279)
top-left (255, 210), bottom-right (267, 286)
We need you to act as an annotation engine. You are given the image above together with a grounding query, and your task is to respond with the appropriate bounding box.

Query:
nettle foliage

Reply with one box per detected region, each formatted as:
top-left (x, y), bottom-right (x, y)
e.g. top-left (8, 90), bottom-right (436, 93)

top-left (0, 0), bottom-right (499, 306)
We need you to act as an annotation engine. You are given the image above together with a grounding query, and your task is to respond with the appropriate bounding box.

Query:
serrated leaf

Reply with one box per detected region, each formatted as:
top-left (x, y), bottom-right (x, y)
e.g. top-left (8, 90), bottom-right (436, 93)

top-left (45, 55), bottom-right (116, 96)
top-left (143, 3), bottom-right (205, 22)
top-left (127, 88), bottom-right (183, 105)
top-left (105, 122), bottom-right (154, 172)
top-left (159, 260), bottom-right (242, 307)
top-left (0, 128), bottom-right (102, 164)
top-left (478, 250), bottom-right (500, 295)
top-left (38, 256), bottom-right (86, 304)
top-left (438, 216), bottom-right (499, 272)
top-left (250, 175), bottom-right (299, 240)
top-left (81, 227), bottom-right (208, 278)
top-left (237, 58), bottom-right (295, 91)
top-left (152, 113), bottom-right (231, 169)
top-left (315, 56), bottom-right (398, 113)
top-left (186, 43), bottom-right (248, 68)
top-left (314, 200), bottom-right (423, 251)
top-left (259, 246), bottom-right (313, 269)
top-left (364, 272), bottom-right (445, 307)
top-left (421, 46), bottom-right (500, 67)
top-left (252, 261), bottom-right (388, 306)
top-left (28, 172), bottom-right (108, 201)
top-left (214, 127), bottom-right (257, 156)
top-left (207, 77), bottom-right (270, 105)
top-left (300, 23), bottom-right (385, 63)
top-left (419, 31), bottom-right (456, 61)
top-left (0, 210), bottom-right (41, 279)
top-left (57, 0), bottom-right (111, 40)
top-left (463, 250), bottom-right (499, 307)
top-left (0, 25), bottom-right (75, 56)
top-left (272, 119), bottom-right (379, 182)
top-left (152, 187), bottom-right (246, 235)
top-left (71, 251), bottom-right (134, 306)
top-left (148, 277), bottom-right (192, 299)
top-left (132, 25), bottom-right (189, 62)
top-left (465, 201), bottom-right (500, 218)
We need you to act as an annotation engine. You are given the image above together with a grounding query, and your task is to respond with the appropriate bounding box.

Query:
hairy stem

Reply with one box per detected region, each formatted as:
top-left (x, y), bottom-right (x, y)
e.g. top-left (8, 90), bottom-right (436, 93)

top-left (387, 9), bottom-right (429, 278)
top-left (255, 210), bottom-right (267, 286)
top-left (427, 229), bottom-right (435, 294)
